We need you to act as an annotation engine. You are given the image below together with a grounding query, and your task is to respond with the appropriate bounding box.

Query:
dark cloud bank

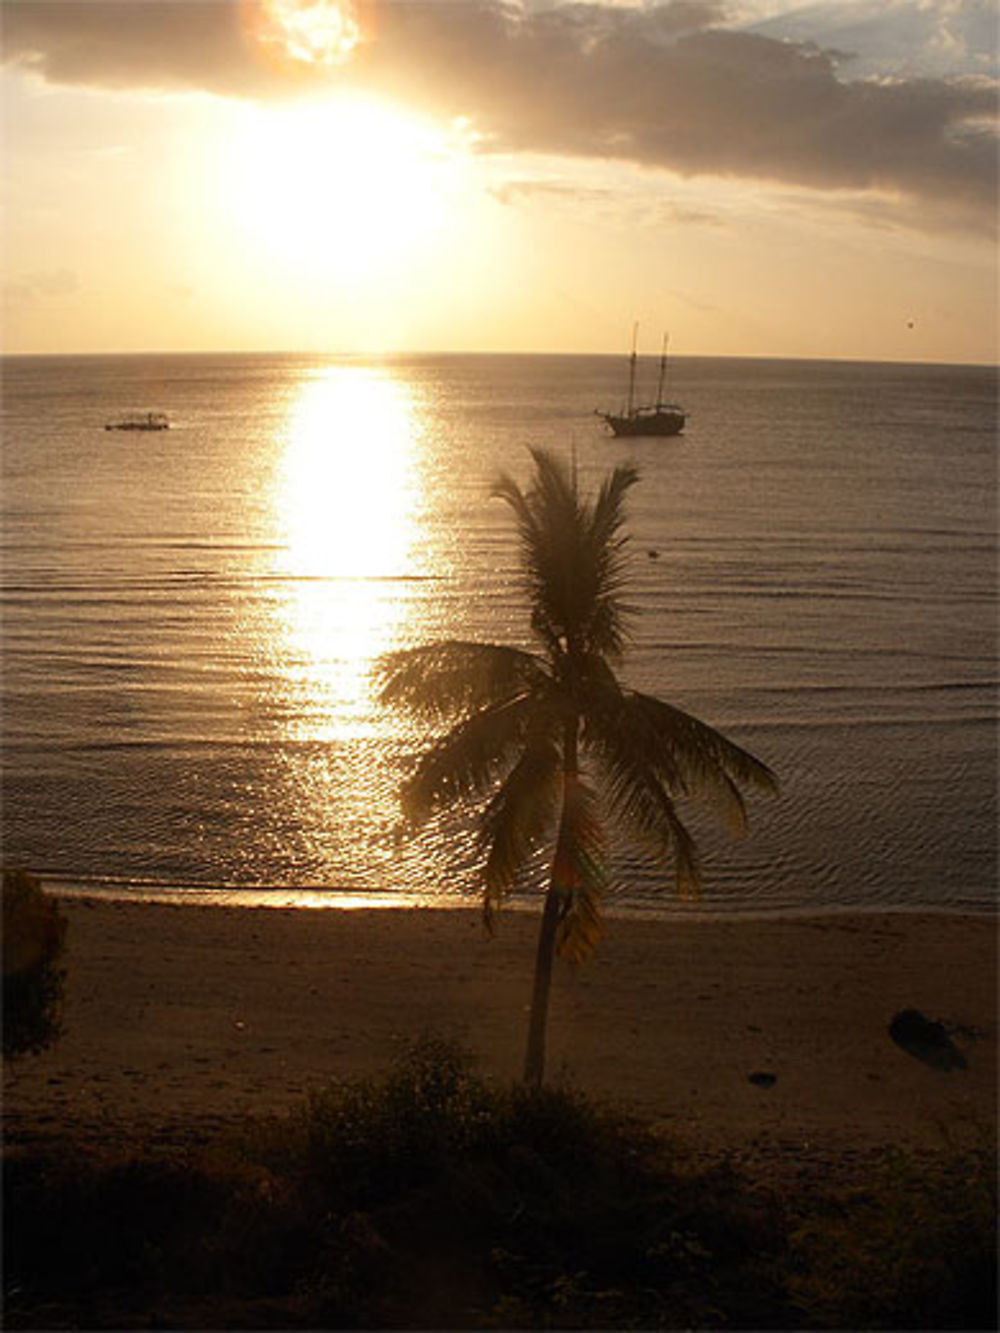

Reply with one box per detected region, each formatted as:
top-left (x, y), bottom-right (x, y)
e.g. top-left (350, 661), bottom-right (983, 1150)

top-left (3, 0), bottom-right (996, 230)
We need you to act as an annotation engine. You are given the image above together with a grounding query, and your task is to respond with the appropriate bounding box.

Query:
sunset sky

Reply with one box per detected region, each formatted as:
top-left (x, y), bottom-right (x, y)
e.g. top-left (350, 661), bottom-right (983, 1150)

top-left (3, 0), bottom-right (997, 363)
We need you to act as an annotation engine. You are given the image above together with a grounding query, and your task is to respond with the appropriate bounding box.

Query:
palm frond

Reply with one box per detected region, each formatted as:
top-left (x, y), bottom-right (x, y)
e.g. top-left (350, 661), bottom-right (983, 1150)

top-left (551, 773), bottom-right (608, 963)
top-left (590, 692), bottom-right (742, 835)
top-left (588, 724), bottom-right (703, 898)
top-left (493, 449), bottom-right (638, 662)
top-left (584, 688), bottom-right (777, 896)
top-left (493, 451), bottom-right (578, 655)
top-left (583, 462), bottom-right (639, 657)
top-left (401, 693), bottom-right (538, 822)
top-left (590, 463), bottom-right (639, 552)
top-left (626, 692), bottom-right (780, 823)
top-left (479, 737), bottom-right (563, 932)
top-left (376, 641), bottom-right (548, 723)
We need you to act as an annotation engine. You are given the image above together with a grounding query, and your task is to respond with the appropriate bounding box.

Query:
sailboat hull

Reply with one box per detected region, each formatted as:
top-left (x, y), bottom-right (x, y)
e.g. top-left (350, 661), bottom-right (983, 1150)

top-left (598, 406), bottom-right (685, 437)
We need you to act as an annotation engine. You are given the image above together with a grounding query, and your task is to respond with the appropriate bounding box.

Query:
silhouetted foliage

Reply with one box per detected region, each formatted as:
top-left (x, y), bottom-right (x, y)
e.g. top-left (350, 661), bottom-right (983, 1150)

top-left (2, 868), bottom-right (67, 1061)
top-left (5, 1038), bottom-right (996, 1330)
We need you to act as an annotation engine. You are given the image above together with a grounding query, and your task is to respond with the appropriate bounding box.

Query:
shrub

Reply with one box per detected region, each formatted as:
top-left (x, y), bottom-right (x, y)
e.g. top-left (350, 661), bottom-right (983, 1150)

top-left (5, 1037), bottom-right (995, 1329)
top-left (247, 1035), bottom-right (789, 1329)
top-left (2, 868), bottom-right (68, 1060)
top-left (788, 1137), bottom-right (998, 1330)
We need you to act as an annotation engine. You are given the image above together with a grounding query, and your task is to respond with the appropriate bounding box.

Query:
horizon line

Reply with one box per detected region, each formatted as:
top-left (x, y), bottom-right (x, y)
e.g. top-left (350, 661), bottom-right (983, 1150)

top-left (2, 347), bottom-right (995, 371)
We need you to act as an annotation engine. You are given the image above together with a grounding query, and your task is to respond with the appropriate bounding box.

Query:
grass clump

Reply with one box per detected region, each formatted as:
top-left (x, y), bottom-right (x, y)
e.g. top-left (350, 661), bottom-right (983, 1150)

top-left (4, 1036), bottom-right (997, 1329)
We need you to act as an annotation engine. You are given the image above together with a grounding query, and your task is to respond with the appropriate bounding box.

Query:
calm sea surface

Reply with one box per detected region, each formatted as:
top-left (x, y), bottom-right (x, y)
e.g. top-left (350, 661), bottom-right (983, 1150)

top-left (1, 352), bottom-right (996, 915)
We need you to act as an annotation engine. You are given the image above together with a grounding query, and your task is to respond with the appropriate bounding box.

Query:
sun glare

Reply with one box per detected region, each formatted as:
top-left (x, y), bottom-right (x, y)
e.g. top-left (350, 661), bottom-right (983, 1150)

top-left (243, 0), bottom-right (364, 69)
top-left (224, 97), bottom-right (470, 284)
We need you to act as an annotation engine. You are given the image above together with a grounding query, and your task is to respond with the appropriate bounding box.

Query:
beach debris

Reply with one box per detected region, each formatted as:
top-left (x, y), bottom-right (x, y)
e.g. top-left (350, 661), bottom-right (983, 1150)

top-left (888, 1008), bottom-right (967, 1071)
top-left (748, 1071), bottom-right (777, 1088)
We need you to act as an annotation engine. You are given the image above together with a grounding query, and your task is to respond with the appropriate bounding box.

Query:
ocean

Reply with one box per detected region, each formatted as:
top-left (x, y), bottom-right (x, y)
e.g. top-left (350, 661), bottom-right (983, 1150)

top-left (1, 352), bottom-right (996, 916)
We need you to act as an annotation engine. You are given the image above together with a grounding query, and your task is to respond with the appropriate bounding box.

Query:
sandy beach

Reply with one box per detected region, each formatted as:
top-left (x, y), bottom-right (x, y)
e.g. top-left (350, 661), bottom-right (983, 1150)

top-left (4, 900), bottom-right (995, 1174)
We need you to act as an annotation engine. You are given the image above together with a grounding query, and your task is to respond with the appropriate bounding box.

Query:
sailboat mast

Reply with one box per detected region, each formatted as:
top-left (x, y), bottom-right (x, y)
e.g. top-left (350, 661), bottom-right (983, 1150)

top-left (626, 322), bottom-right (638, 415)
top-left (655, 332), bottom-right (669, 409)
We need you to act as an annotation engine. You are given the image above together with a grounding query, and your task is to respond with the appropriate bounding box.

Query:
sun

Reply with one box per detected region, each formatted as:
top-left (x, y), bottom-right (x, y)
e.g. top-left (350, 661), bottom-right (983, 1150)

top-left (222, 96), bottom-right (471, 285)
top-left (242, 0), bottom-right (365, 70)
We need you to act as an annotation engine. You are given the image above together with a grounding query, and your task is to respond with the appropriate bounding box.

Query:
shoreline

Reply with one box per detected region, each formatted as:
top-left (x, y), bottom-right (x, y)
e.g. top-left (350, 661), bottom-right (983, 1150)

top-left (41, 876), bottom-right (1000, 921)
top-left (4, 899), bottom-right (996, 1176)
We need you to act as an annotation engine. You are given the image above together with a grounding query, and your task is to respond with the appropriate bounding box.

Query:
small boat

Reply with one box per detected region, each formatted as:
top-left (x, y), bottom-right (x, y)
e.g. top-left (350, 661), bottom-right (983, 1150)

top-left (105, 411), bottom-right (170, 431)
top-left (596, 328), bottom-right (685, 437)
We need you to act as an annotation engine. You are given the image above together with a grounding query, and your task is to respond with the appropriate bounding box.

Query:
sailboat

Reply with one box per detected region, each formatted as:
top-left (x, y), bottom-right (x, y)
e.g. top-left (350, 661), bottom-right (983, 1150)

top-left (596, 327), bottom-right (686, 437)
top-left (105, 411), bottom-right (170, 431)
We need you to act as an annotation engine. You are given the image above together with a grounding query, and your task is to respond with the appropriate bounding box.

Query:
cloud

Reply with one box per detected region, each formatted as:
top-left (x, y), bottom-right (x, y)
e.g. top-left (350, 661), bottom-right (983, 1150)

top-left (367, 5), bottom-right (996, 229)
top-left (743, 0), bottom-right (998, 81)
top-left (490, 178), bottom-right (616, 207)
top-left (2, 0), bottom-right (996, 230)
top-left (1, 1), bottom-right (262, 96)
top-left (491, 174), bottom-right (730, 229)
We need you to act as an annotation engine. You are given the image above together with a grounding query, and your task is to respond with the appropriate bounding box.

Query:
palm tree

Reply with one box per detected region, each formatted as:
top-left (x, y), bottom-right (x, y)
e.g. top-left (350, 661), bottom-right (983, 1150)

top-left (377, 448), bottom-right (777, 1086)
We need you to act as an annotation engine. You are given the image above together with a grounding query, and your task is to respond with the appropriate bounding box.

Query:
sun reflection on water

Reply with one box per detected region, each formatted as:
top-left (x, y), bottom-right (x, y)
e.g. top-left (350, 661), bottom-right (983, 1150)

top-left (255, 363), bottom-right (463, 902)
top-left (272, 365), bottom-right (422, 741)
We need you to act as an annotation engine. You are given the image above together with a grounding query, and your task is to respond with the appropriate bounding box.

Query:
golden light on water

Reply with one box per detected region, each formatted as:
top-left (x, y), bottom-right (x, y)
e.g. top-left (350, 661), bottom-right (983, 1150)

top-left (244, 0), bottom-right (364, 69)
top-left (272, 366), bottom-right (422, 741)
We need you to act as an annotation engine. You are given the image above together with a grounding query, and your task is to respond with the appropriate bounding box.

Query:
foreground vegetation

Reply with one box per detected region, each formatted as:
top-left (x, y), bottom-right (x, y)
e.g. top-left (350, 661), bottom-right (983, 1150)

top-left (5, 1038), bottom-right (995, 1330)
top-left (2, 868), bottom-right (67, 1062)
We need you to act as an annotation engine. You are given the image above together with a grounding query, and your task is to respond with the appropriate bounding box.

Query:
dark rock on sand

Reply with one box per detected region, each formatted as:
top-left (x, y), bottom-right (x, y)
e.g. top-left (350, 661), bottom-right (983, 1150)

top-left (748, 1071), bottom-right (777, 1088)
top-left (889, 1009), bottom-right (967, 1071)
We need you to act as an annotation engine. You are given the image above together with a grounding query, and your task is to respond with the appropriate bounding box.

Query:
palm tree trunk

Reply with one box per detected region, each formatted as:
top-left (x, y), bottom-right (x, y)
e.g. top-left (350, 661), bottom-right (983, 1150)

top-left (523, 713), bottom-right (579, 1087)
top-left (522, 883), bottom-right (563, 1086)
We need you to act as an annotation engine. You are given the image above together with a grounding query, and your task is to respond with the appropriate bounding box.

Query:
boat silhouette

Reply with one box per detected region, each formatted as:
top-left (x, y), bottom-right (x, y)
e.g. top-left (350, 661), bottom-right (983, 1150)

top-left (105, 411), bottom-right (170, 432)
top-left (597, 327), bottom-right (685, 437)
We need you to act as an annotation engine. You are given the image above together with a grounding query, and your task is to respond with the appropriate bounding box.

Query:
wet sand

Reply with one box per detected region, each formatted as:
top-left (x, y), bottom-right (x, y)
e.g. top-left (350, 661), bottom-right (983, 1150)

top-left (4, 900), bottom-right (995, 1174)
